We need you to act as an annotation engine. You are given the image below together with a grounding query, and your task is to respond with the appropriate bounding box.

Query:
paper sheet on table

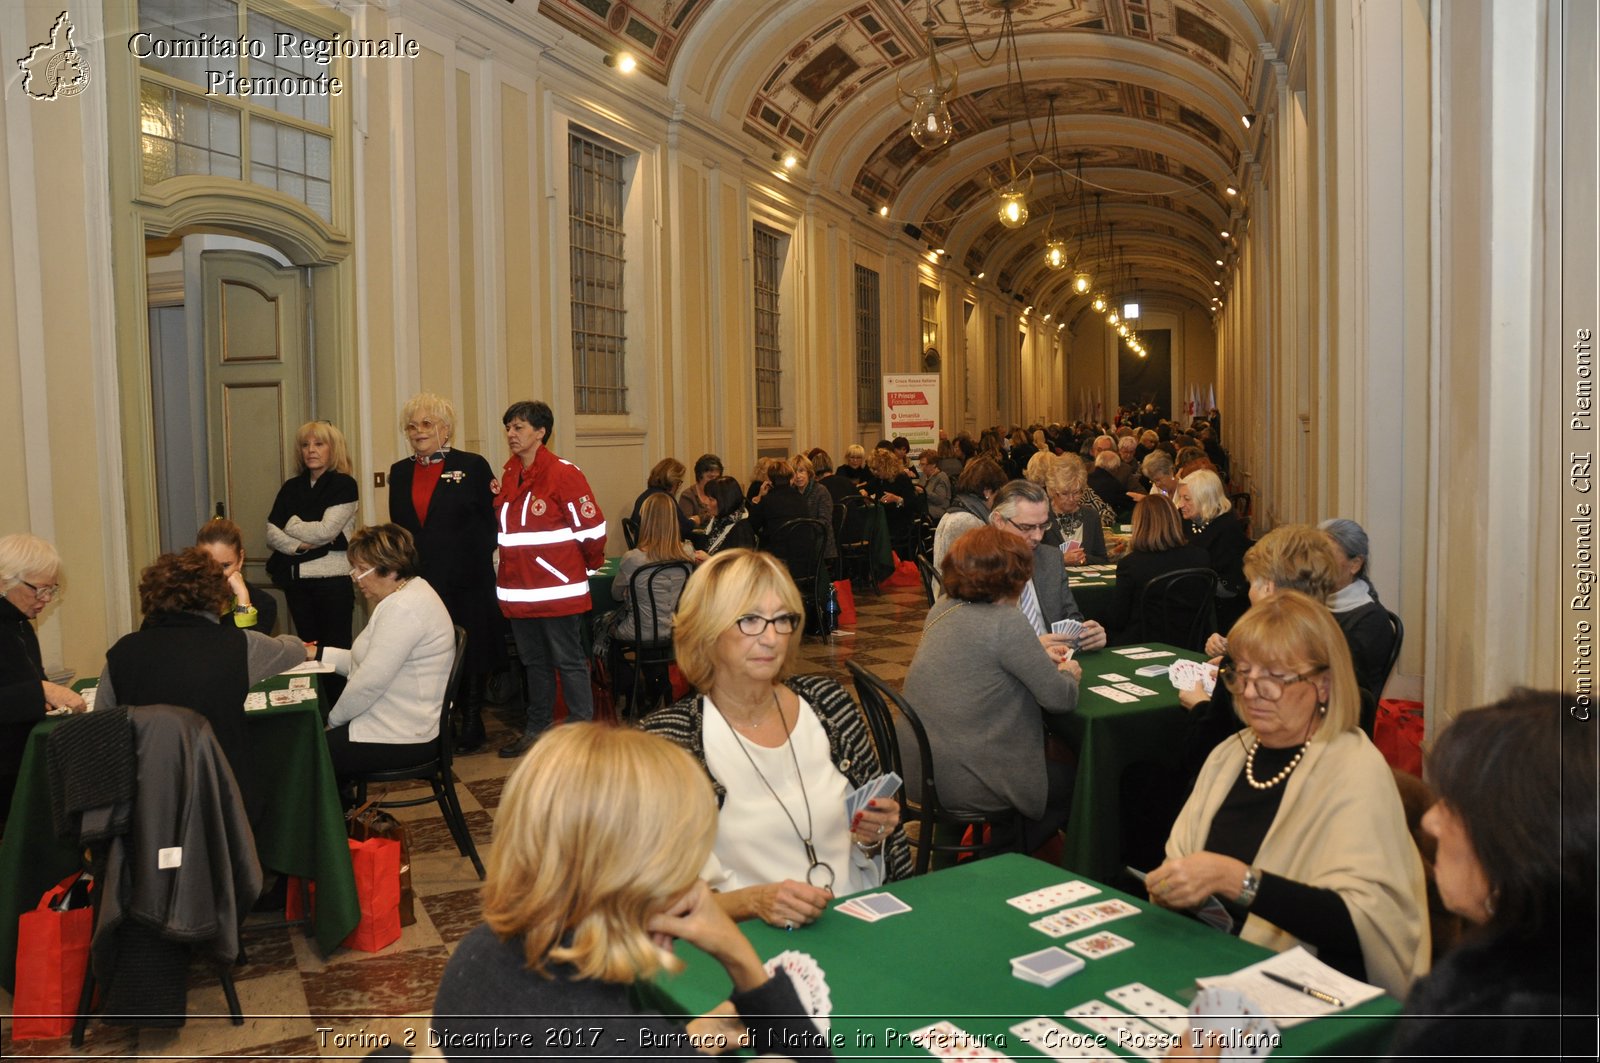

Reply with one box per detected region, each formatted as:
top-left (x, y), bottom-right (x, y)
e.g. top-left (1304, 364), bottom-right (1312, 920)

top-left (1194, 946), bottom-right (1384, 1027)
top-left (281, 659), bottom-right (335, 674)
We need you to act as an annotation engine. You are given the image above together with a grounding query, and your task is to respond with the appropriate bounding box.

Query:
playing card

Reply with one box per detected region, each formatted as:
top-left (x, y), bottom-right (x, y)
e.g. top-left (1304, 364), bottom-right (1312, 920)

top-left (846, 772), bottom-right (903, 818)
top-left (836, 899), bottom-right (879, 922)
top-left (1188, 987), bottom-right (1281, 1058)
top-left (764, 950), bottom-right (831, 1038)
top-left (1168, 659), bottom-right (1218, 695)
top-left (1050, 618), bottom-right (1084, 638)
top-left (1064, 931), bottom-right (1135, 959)
top-left (1010, 946), bottom-right (1084, 987)
top-left (1111, 682), bottom-right (1158, 697)
top-left (1087, 685), bottom-right (1138, 704)
top-left (1105, 983), bottom-right (1191, 1037)
top-left (852, 892), bottom-right (912, 918)
top-left (1007, 880), bottom-right (1101, 914)
top-left (268, 689), bottom-right (299, 706)
top-left (1134, 663), bottom-right (1171, 677)
top-left (1097, 672), bottom-right (1131, 683)
top-left (1123, 649), bottom-right (1175, 660)
top-left (1008, 1018), bottom-right (1118, 1061)
top-left (288, 676), bottom-right (311, 689)
top-left (1110, 646), bottom-right (1153, 656)
top-left (243, 691), bottom-right (269, 712)
top-left (1035, 898), bottom-right (1140, 937)
top-left (908, 1021), bottom-right (1011, 1062)
top-left (1063, 1002), bottom-right (1174, 1061)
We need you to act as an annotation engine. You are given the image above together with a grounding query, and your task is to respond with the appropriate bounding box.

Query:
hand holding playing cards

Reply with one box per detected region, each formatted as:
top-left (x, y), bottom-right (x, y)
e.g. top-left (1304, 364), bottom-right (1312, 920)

top-left (1205, 632), bottom-right (1229, 657)
top-left (1146, 852), bottom-right (1250, 912)
top-left (1178, 680), bottom-right (1210, 710)
top-left (1062, 543), bottom-right (1088, 565)
top-left (850, 797), bottom-right (900, 849)
top-left (1076, 619), bottom-right (1108, 650)
top-left (648, 880), bottom-right (768, 992)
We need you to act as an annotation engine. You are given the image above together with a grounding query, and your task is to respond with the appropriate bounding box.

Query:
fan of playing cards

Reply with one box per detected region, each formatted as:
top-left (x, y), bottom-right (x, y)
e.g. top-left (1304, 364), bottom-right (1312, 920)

top-left (763, 950), bottom-right (832, 1037)
top-left (1168, 658), bottom-right (1218, 695)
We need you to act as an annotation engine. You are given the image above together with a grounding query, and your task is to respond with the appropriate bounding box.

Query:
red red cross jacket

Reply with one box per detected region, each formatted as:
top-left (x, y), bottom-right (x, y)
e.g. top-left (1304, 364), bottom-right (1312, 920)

top-left (494, 446), bottom-right (607, 618)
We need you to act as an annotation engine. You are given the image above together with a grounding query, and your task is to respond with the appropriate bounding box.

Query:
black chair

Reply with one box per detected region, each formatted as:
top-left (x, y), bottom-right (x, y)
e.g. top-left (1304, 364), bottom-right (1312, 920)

top-left (1228, 492), bottom-right (1252, 537)
top-left (846, 661), bottom-right (1021, 876)
top-left (352, 625), bottom-right (484, 879)
top-left (1136, 567), bottom-right (1218, 653)
top-left (885, 492), bottom-right (925, 566)
top-left (767, 518), bottom-right (830, 636)
top-left (609, 560), bottom-right (693, 718)
top-left (834, 496), bottom-right (878, 590)
top-left (914, 552), bottom-right (942, 607)
top-left (621, 516), bottom-right (640, 550)
top-left (1378, 608), bottom-right (1405, 697)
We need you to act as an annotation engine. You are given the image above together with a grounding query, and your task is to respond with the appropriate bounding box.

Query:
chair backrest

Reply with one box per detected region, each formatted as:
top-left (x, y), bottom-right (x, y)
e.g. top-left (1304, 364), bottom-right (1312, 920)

top-left (768, 518), bottom-right (828, 584)
top-left (1378, 607), bottom-right (1404, 697)
top-left (843, 661), bottom-right (903, 785)
top-left (626, 561), bottom-right (694, 647)
top-left (846, 661), bottom-right (1014, 875)
top-left (436, 625), bottom-right (469, 772)
top-left (621, 517), bottom-right (640, 550)
top-left (833, 495), bottom-right (874, 545)
top-left (1137, 567), bottom-right (1218, 652)
top-left (914, 553), bottom-right (942, 607)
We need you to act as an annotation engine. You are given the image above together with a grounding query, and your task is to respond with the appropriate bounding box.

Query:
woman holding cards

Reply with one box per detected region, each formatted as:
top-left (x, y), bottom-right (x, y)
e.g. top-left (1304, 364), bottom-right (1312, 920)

top-left (644, 549), bottom-right (911, 928)
top-left (1148, 590), bottom-right (1428, 998)
top-left (1384, 690), bottom-right (1595, 1058)
top-left (432, 724), bottom-right (830, 1057)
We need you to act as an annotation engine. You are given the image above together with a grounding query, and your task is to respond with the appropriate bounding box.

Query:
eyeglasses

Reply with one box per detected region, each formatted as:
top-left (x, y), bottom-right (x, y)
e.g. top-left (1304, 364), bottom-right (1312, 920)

top-left (350, 566), bottom-right (375, 582)
top-left (1218, 664), bottom-right (1325, 702)
top-left (1002, 515), bottom-right (1056, 535)
top-left (733, 613), bottom-right (803, 636)
top-left (21, 580), bottom-right (59, 601)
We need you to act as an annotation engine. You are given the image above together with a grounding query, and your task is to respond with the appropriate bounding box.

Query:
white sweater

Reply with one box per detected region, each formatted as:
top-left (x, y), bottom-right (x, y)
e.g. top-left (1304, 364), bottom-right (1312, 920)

top-left (323, 578), bottom-right (455, 744)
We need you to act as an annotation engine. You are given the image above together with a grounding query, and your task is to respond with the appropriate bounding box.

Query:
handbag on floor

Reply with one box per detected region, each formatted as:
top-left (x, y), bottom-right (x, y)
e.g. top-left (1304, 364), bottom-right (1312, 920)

top-left (12, 871), bottom-right (95, 1039)
top-left (348, 800), bottom-right (416, 927)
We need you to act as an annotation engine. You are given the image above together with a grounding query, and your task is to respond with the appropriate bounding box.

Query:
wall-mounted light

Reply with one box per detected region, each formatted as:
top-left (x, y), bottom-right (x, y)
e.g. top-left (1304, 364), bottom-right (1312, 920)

top-left (604, 52), bottom-right (638, 74)
top-left (781, 152), bottom-right (799, 170)
top-left (1024, 304), bottom-right (1034, 314)
top-left (1241, 113), bottom-right (1254, 129)
top-left (976, 271), bottom-right (986, 280)
top-left (1214, 279), bottom-right (1222, 287)
top-left (1042, 312), bottom-right (1052, 322)
top-left (879, 205), bottom-right (890, 217)
top-left (1215, 258), bottom-right (1224, 266)
top-left (1224, 185), bottom-right (1238, 196)
top-left (1220, 229), bottom-right (1231, 239)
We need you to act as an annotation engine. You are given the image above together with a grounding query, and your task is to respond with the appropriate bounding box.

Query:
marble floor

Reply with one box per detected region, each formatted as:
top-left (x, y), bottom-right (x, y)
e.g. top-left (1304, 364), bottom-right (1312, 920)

top-left (0, 579), bottom-right (930, 1060)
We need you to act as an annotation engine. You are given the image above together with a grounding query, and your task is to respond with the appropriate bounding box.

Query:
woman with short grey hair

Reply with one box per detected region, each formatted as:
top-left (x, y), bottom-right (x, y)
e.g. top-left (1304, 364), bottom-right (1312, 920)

top-left (1319, 517), bottom-right (1397, 698)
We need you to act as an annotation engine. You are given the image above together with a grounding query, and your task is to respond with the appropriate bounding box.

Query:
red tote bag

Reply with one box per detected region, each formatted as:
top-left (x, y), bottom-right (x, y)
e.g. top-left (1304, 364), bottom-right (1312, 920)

top-left (1375, 699), bottom-right (1425, 777)
top-left (343, 837), bottom-right (402, 953)
top-left (831, 580), bottom-right (858, 627)
top-left (12, 872), bottom-right (95, 1040)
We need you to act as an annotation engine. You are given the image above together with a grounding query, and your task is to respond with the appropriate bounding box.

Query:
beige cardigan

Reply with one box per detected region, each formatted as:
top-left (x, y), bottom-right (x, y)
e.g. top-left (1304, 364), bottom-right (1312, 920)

top-left (1167, 728), bottom-right (1430, 998)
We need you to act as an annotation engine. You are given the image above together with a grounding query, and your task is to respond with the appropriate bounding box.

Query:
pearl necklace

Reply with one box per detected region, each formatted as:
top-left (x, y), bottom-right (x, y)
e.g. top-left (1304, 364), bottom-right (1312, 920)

top-left (1244, 738), bottom-right (1307, 790)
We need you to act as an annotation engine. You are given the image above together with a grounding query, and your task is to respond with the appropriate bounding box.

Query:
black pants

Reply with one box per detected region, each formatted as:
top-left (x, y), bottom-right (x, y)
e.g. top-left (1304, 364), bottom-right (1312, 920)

top-left (325, 723), bottom-right (436, 777)
top-left (285, 576), bottom-right (354, 649)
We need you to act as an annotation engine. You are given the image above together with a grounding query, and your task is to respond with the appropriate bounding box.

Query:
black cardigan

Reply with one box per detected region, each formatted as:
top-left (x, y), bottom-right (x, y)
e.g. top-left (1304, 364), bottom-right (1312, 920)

top-left (1186, 510), bottom-right (1249, 596)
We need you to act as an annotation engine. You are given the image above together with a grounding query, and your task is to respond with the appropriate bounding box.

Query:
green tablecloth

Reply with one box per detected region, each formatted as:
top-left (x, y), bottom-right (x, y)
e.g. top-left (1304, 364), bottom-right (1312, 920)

top-left (0, 673), bottom-right (361, 991)
top-left (1060, 643), bottom-right (1208, 883)
top-left (590, 556), bottom-right (621, 613)
top-left (659, 854), bottom-right (1399, 1059)
top-left (1067, 568), bottom-right (1117, 624)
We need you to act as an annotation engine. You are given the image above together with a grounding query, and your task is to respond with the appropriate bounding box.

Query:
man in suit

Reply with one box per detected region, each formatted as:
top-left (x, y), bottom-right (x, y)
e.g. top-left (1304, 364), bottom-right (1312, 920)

top-left (986, 480), bottom-right (1108, 652)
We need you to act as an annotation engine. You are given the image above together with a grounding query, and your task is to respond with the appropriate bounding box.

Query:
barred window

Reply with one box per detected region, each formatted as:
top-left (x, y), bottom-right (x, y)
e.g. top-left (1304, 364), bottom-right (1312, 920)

top-left (854, 266), bottom-right (882, 423)
top-left (569, 130), bottom-right (629, 414)
top-left (919, 284), bottom-right (939, 353)
top-left (753, 226), bottom-right (784, 427)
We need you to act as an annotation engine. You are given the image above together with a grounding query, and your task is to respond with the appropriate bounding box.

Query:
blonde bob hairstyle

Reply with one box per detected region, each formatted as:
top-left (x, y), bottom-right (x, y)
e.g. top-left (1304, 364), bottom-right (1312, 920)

top-left (1243, 523), bottom-right (1340, 602)
top-left (672, 548), bottom-right (804, 692)
top-left (0, 533), bottom-right (62, 591)
top-left (400, 392), bottom-right (456, 440)
top-left (1022, 450), bottom-right (1053, 486)
top-left (1225, 590), bottom-right (1361, 739)
top-left (1179, 469), bottom-right (1232, 522)
top-left (1044, 453), bottom-right (1087, 496)
top-left (482, 723), bottom-right (716, 982)
top-left (294, 420), bottom-right (354, 475)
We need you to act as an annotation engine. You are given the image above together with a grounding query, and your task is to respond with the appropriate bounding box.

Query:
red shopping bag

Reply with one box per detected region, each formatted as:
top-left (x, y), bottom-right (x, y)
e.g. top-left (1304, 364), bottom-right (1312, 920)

top-left (1375, 699), bottom-right (1425, 776)
top-left (667, 663), bottom-right (692, 701)
top-left (553, 660), bottom-right (617, 725)
top-left (12, 872), bottom-right (95, 1039)
top-left (285, 876), bottom-right (316, 920)
top-left (880, 552), bottom-right (920, 588)
top-left (831, 580), bottom-right (858, 627)
top-left (343, 837), bottom-right (402, 952)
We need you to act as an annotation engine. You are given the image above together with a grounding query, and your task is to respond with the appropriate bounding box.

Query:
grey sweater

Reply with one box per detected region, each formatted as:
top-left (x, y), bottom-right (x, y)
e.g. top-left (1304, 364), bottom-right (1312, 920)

top-left (901, 598), bottom-right (1078, 819)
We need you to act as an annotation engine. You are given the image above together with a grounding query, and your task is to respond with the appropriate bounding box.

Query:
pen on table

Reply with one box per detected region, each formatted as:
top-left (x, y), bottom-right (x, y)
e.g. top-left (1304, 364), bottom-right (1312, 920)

top-left (1262, 970), bottom-right (1344, 1007)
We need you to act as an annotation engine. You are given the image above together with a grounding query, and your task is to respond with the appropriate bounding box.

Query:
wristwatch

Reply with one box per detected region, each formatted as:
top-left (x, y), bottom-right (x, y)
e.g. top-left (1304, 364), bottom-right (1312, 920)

top-left (1236, 866), bottom-right (1261, 908)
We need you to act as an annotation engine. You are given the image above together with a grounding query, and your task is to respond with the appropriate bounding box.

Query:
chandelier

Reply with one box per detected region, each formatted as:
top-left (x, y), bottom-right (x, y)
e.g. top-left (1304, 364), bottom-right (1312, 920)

top-left (898, 0), bottom-right (956, 150)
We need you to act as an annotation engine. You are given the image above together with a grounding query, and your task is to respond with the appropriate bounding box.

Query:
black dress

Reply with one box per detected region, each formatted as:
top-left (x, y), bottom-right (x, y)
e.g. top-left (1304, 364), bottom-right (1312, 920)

top-left (0, 597), bottom-right (48, 829)
top-left (1185, 510), bottom-right (1249, 597)
top-left (389, 449), bottom-right (508, 677)
top-left (1332, 597), bottom-right (1396, 699)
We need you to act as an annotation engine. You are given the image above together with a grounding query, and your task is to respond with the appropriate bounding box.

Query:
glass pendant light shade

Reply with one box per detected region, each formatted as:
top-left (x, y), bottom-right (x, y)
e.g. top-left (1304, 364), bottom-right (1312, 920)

top-left (1045, 239), bottom-right (1068, 269)
top-left (1072, 271), bottom-right (1092, 294)
top-left (1107, 311), bottom-right (1119, 326)
top-left (910, 87), bottom-right (954, 149)
top-left (1117, 323), bottom-right (1130, 337)
top-left (998, 187), bottom-right (1029, 228)
top-left (1091, 293), bottom-right (1107, 313)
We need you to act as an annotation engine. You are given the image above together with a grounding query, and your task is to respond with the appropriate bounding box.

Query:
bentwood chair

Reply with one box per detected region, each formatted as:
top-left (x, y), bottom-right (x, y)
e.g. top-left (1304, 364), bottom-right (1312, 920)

top-left (1378, 608), bottom-right (1405, 699)
top-left (1136, 567), bottom-right (1218, 653)
top-left (352, 626), bottom-right (483, 879)
top-left (833, 496), bottom-right (878, 590)
top-left (914, 552), bottom-right (942, 607)
top-left (846, 662), bottom-right (1021, 876)
top-left (621, 517), bottom-right (640, 550)
top-left (767, 518), bottom-right (830, 636)
top-left (609, 561), bottom-right (693, 719)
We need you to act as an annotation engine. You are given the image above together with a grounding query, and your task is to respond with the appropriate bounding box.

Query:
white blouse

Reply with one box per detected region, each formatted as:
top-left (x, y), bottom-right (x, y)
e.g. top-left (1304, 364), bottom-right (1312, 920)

top-left (700, 695), bottom-right (881, 898)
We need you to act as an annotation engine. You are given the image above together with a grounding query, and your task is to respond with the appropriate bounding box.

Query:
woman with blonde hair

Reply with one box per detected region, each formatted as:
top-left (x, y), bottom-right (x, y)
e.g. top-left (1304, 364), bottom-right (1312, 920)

top-left (386, 393), bottom-right (504, 752)
top-left (839, 443), bottom-right (869, 484)
top-left (432, 724), bottom-right (826, 1056)
top-left (609, 493), bottom-right (694, 708)
top-left (1149, 591), bottom-right (1428, 997)
top-left (644, 549), bottom-right (909, 928)
top-left (865, 447), bottom-right (917, 550)
top-left (1177, 468), bottom-right (1248, 624)
top-left (266, 420), bottom-right (359, 648)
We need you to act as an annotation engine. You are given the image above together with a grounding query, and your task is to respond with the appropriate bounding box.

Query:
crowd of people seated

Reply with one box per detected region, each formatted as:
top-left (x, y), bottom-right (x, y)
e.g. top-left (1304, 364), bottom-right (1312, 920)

top-left (3, 397), bottom-right (1590, 1058)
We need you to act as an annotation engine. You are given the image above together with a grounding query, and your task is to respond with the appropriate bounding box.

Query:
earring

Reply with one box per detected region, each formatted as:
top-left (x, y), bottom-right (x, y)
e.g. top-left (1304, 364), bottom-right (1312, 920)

top-left (1317, 700), bottom-right (1328, 715)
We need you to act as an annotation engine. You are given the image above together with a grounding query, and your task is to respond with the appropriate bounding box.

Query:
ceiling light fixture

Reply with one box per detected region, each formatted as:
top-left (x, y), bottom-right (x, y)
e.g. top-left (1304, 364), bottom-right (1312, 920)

top-left (1215, 258), bottom-right (1225, 266)
top-left (604, 52), bottom-right (638, 74)
top-left (879, 205), bottom-right (890, 217)
top-left (1225, 185), bottom-right (1238, 196)
top-left (1241, 113), bottom-right (1254, 129)
top-left (898, 0), bottom-right (957, 150)
top-left (1220, 229), bottom-right (1231, 239)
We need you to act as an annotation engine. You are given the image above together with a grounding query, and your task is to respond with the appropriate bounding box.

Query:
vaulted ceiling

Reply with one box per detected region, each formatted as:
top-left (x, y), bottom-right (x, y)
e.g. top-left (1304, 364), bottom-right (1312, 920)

top-left (537, 0), bottom-right (1277, 320)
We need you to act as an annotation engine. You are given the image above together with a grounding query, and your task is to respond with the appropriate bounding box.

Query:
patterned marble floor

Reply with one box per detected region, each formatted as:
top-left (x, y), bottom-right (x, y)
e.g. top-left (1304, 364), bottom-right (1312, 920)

top-left (0, 580), bottom-right (930, 1060)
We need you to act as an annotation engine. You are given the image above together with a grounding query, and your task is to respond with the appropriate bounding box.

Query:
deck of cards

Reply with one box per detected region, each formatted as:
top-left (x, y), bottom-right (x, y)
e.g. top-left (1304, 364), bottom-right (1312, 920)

top-left (1011, 946), bottom-right (1084, 987)
top-left (836, 891), bottom-right (912, 922)
top-left (846, 772), bottom-right (901, 821)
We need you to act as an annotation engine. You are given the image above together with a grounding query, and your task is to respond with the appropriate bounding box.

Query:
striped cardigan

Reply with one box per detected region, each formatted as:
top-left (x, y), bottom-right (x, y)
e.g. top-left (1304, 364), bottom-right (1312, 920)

top-left (643, 672), bottom-right (913, 883)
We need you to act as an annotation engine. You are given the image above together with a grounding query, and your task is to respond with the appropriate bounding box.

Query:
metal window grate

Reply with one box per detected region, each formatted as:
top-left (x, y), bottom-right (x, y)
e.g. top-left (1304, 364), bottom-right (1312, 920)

top-left (754, 226), bottom-right (783, 427)
top-left (855, 266), bottom-right (881, 423)
top-left (569, 130), bottom-right (628, 414)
